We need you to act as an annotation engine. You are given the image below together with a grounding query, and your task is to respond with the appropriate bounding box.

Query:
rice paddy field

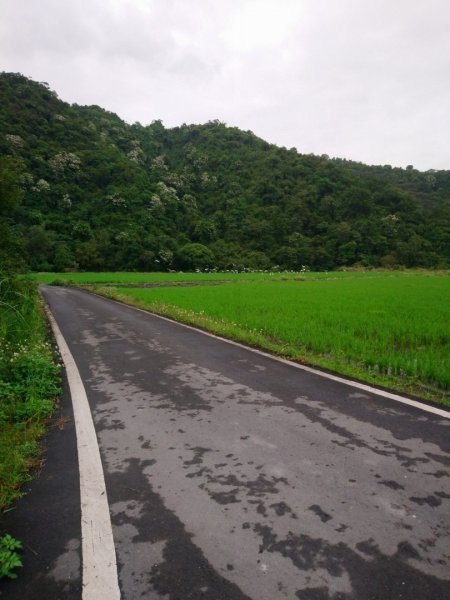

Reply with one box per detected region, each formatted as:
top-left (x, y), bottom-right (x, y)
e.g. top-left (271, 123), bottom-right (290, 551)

top-left (33, 270), bottom-right (401, 285)
top-left (33, 271), bottom-right (300, 284)
top-left (37, 271), bottom-right (450, 405)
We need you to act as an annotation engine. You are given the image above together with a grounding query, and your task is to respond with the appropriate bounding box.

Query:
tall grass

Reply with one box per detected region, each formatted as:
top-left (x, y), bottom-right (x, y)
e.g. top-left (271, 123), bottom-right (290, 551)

top-left (98, 273), bottom-right (450, 404)
top-left (0, 276), bottom-right (60, 511)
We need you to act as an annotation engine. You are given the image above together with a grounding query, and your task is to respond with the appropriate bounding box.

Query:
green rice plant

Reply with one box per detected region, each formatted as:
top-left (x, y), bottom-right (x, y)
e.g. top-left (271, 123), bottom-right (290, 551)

top-left (97, 272), bottom-right (450, 404)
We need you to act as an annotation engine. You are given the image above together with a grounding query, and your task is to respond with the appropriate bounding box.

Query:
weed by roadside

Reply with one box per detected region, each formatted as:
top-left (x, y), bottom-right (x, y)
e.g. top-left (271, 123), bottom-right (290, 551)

top-left (0, 534), bottom-right (22, 579)
top-left (0, 274), bottom-right (61, 577)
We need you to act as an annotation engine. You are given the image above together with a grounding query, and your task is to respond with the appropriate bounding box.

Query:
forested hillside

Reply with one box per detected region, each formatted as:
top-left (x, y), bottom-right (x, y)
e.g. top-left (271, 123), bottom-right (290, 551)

top-left (1, 72), bottom-right (449, 272)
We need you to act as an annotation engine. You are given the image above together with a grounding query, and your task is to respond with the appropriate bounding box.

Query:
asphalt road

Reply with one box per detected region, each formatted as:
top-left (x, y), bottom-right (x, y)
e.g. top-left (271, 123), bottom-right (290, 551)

top-left (6, 285), bottom-right (450, 600)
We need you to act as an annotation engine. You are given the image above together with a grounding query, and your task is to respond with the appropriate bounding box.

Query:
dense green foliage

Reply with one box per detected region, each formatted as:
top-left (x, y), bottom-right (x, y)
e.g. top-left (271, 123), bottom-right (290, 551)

top-left (0, 275), bottom-right (60, 511)
top-left (0, 156), bottom-right (26, 273)
top-left (93, 273), bottom-right (450, 404)
top-left (1, 72), bottom-right (449, 272)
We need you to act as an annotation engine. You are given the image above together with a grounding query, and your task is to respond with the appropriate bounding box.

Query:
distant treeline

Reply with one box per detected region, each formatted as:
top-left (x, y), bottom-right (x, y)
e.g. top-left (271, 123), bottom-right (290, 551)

top-left (1, 72), bottom-right (449, 273)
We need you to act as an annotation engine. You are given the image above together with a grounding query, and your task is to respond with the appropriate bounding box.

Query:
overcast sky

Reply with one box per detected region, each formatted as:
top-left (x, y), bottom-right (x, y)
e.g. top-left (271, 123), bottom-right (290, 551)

top-left (2, 0), bottom-right (449, 170)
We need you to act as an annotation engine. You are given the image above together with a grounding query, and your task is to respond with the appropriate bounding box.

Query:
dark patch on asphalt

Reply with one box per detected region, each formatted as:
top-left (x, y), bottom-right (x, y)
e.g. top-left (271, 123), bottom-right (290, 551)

top-left (425, 469), bottom-right (449, 478)
top-left (300, 403), bottom-right (439, 468)
top-left (183, 446), bottom-right (212, 466)
top-left (186, 467), bottom-right (208, 478)
top-left (296, 587), bottom-right (350, 600)
top-left (409, 495), bottom-right (442, 507)
top-left (107, 457), bottom-right (252, 600)
top-left (246, 500), bottom-right (268, 517)
top-left (290, 402), bottom-right (390, 457)
top-left (308, 504), bottom-right (333, 522)
top-left (270, 501), bottom-right (293, 516)
top-left (200, 471), bottom-right (289, 506)
top-left (425, 452), bottom-right (450, 467)
top-left (355, 539), bottom-right (379, 557)
top-left (97, 417), bottom-right (126, 430)
top-left (302, 388), bottom-right (449, 455)
top-left (378, 479), bottom-right (405, 490)
top-left (254, 525), bottom-right (449, 600)
top-left (396, 541), bottom-right (422, 560)
top-left (160, 384), bottom-right (214, 413)
top-left (208, 489), bottom-right (241, 505)
top-left (256, 502), bottom-right (268, 516)
top-left (435, 491), bottom-right (450, 499)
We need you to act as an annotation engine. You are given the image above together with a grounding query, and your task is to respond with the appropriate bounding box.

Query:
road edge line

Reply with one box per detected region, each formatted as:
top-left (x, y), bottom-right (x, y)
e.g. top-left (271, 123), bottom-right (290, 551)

top-left (44, 303), bottom-right (121, 599)
top-left (97, 292), bottom-right (450, 420)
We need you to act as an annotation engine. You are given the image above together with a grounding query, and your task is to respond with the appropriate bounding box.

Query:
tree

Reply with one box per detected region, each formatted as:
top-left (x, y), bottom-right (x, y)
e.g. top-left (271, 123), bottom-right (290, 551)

top-left (26, 226), bottom-right (55, 270)
top-left (76, 240), bottom-right (104, 270)
top-left (2, 72), bottom-right (450, 273)
top-left (53, 244), bottom-right (75, 271)
top-left (176, 243), bottom-right (214, 270)
top-left (0, 157), bottom-right (25, 272)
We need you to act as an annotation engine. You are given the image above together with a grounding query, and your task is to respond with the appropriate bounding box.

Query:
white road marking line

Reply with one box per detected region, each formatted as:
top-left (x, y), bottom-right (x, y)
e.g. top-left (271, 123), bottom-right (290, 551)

top-left (101, 293), bottom-right (450, 420)
top-left (45, 304), bottom-right (121, 599)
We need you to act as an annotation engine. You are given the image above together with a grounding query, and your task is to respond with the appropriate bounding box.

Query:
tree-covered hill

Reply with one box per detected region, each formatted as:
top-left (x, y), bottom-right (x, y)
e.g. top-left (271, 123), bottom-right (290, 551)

top-left (1, 72), bottom-right (449, 271)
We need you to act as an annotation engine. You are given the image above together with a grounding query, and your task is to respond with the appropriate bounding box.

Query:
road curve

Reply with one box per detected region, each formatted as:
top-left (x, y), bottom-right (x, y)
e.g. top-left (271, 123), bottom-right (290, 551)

top-left (41, 285), bottom-right (450, 600)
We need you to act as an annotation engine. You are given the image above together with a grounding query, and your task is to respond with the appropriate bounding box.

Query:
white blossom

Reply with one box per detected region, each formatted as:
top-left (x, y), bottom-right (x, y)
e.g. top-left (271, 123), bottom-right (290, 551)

top-left (127, 147), bottom-right (143, 164)
top-left (151, 155), bottom-right (168, 171)
top-left (61, 193), bottom-right (72, 207)
top-left (32, 179), bottom-right (51, 192)
top-left (149, 194), bottom-right (163, 211)
top-left (106, 193), bottom-right (127, 207)
top-left (182, 194), bottom-right (197, 209)
top-left (21, 172), bottom-right (34, 187)
top-left (5, 134), bottom-right (24, 150)
top-left (49, 152), bottom-right (81, 173)
top-left (156, 181), bottom-right (179, 204)
top-left (158, 249), bottom-right (173, 265)
top-left (115, 231), bottom-right (129, 242)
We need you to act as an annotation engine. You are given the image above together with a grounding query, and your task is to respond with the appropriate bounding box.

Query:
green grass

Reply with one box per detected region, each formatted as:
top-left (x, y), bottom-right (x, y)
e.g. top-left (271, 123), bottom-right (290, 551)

top-left (29, 269), bottom-right (431, 286)
top-left (0, 276), bottom-right (60, 511)
top-left (32, 270), bottom-right (300, 284)
top-left (92, 272), bottom-right (450, 405)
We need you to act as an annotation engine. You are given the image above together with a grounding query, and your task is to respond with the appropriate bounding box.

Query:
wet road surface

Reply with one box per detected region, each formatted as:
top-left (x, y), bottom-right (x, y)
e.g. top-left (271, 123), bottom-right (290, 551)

top-left (36, 286), bottom-right (450, 599)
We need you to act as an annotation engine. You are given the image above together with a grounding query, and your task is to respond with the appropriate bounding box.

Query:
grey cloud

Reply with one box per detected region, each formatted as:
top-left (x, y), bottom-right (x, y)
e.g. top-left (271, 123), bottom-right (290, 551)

top-left (1, 0), bottom-right (449, 169)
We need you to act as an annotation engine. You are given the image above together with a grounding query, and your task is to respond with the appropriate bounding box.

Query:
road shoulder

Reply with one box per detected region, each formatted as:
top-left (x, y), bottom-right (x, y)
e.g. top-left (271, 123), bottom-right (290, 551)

top-left (0, 368), bottom-right (82, 599)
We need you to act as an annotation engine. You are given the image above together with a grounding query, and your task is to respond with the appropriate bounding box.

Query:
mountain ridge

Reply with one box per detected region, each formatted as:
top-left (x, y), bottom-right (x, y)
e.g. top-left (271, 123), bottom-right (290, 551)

top-left (1, 72), bottom-right (449, 272)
